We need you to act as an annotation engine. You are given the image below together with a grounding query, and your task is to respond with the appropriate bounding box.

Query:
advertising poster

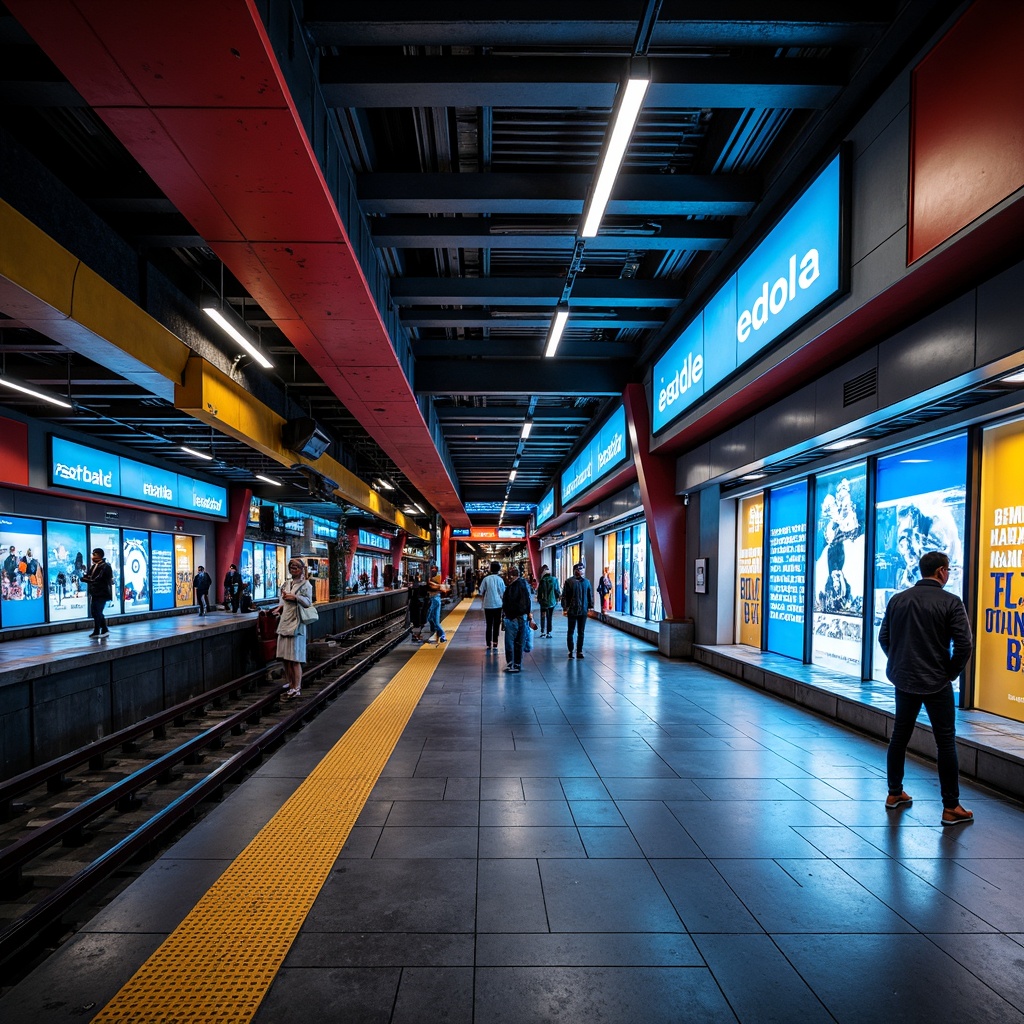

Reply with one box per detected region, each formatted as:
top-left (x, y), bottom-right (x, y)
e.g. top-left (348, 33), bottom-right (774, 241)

top-left (264, 544), bottom-right (280, 600)
top-left (811, 465), bottom-right (866, 676)
top-left (253, 542), bottom-right (265, 600)
top-left (174, 535), bottom-right (194, 607)
top-left (736, 494), bottom-right (764, 647)
top-left (631, 523), bottom-right (647, 620)
top-left (1, 515), bottom-right (46, 628)
top-left (766, 481), bottom-right (808, 660)
top-left (976, 418), bottom-right (1024, 723)
top-left (122, 530), bottom-right (151, 612)
top-left (872, 435), bottom-right (967, 682)
top-left (618, 532), bottom-right (632, 613)
top-left (89, 526), bottom-right (122, 616)
top-left (151, 533), bottom-right (175, 611)
top-left (276, 546), bottom-right (287, 600)
top-left (240, 542), bottom-right (254, 604)
top-left (46, 521), bottom-right (90, 623)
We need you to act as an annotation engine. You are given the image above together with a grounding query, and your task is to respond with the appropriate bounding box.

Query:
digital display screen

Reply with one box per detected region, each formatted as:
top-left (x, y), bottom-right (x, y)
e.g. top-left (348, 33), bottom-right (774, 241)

top-left (766, 481), bottom-right (807, 659)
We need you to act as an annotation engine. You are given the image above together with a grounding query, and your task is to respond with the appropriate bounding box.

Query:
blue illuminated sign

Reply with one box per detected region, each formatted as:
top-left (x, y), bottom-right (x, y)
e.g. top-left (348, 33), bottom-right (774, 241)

top-left (561, 405), bottom-right (628, 506)
top-left (51, 437), bottom-right (119, 497)
top-left (536, 488), bottom-right (555, 528)
top-left (49, 437), bottom-right (227, 518)
top-left (766, 481), bottom-right (808, 660)
top-left (653, 153), bottom-right (843, 433)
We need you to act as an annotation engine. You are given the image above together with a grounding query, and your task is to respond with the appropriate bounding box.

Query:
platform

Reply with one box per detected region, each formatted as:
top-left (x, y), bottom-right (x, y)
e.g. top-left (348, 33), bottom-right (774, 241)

top-left (1, 599), bottom-right (1023, 1022)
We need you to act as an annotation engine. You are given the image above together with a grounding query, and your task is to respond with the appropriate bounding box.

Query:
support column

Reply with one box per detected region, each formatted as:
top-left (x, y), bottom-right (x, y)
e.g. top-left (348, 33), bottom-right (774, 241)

top-left (390, 532), bottom-right (407, 585)
top-left (215, 485), bottom-right (252, 593)
top-left (622, 383), bottom-right (693, 658)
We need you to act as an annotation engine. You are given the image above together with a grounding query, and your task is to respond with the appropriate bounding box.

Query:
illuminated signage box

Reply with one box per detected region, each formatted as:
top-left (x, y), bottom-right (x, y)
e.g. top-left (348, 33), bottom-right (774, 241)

top-left (653, 152), bottom-right (845, 433)
top-left (561, 404), bottom-right (629, 506)
top-left (536, 488), bottom-right (555, 527)
top-left (50, 437), bottom-right (227, 518)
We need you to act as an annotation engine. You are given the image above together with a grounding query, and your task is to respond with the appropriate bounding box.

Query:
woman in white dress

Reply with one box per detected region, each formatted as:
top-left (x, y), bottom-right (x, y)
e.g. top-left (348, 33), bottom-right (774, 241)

top-left (276, 558), bottom-right (314, 699)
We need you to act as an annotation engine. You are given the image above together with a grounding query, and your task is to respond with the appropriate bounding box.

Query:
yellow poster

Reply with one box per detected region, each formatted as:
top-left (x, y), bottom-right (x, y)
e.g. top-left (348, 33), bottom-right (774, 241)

top-left (977, 418), bottom-right (1024, 723)
top-left (174, 535), bottom-right (194, 607)
top-left (736, 493), bottom-right (764, 647)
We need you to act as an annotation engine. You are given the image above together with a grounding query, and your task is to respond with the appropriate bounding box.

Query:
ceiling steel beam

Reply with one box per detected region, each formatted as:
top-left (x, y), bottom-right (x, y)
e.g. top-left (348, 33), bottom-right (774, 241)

top-left (400, 311), bottom-right (667, 330)
top-left (370, 217), bottom-right (730, 252)
top-left (305, 1), bottom-right (889, 48)
top-left (414, 360), bottom-right (629, 395)
top-left (391, 278), bottom-right (679, 308)
top-left (321, 55), bottom-right (845, 110)
top-left (358, 173), bottom-right (757, 216)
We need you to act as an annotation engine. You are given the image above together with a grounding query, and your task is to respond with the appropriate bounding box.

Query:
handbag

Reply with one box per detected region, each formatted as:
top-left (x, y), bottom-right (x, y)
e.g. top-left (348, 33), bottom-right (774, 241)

top-left (298, 601), bottom-right (319, 625)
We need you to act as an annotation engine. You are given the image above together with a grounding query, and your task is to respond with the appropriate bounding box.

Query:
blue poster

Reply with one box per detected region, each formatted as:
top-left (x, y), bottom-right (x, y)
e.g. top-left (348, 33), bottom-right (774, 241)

top-left (151, 533), bottom-right (175, 610)
top-left (46, 521), bottom-right (90, 623)
top-left (766, 481), bottom-right (808, 659)
top-left (872, 434), bottom-right (967, 682)
top-left (123, 531), bottom-right (151, 612)
top-left (811, 464), bottom-right (866, 677)
top-left (0, 515), bottom-right (46, 628)
top-left (253, 542), bottom-right (265, 600)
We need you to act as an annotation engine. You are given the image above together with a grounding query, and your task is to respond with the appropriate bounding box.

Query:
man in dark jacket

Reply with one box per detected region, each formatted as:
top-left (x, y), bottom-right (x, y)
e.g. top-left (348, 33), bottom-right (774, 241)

top-left (82, 547), bottom-right (114, 638)
top-left (501, 566), bottom-right (533, 672)
top-left (878, 550), bottom-right (974, 825)
top-left (561, 562), bottom-right (594, 659)
top-left (193, 565), bottom-right (212, 616)
top-left (223, 564), bottom-right (242, 612)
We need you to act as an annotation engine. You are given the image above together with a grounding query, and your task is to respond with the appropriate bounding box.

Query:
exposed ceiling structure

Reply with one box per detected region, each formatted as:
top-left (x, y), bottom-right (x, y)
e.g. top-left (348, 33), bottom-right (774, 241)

top-left (0, 1), bottom-right (962, 529)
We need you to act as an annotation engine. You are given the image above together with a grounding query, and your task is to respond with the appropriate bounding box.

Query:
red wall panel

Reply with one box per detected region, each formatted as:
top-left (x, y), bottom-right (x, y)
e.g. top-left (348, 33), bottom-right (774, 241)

top-left (0, 416), bottom-right (29, 485)
top-left (909, 0), bottom-right (1024, 263)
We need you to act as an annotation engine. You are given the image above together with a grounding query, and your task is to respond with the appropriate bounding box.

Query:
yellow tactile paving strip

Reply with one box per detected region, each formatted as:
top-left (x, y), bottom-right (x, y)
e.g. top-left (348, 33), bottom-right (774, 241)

top-left (91, 601), bottom-right (468, 1024)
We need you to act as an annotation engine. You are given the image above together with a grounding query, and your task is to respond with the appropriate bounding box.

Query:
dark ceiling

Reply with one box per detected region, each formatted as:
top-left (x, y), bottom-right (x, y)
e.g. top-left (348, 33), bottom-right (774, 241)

top-left (0, 1), bottom-right (962, 528)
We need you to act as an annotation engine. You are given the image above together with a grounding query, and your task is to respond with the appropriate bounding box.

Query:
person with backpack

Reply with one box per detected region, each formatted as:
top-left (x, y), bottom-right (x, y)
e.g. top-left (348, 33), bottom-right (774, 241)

top-left (561, 562), bottom-right (594, 659)
top-left (536, 564), bottom-right (561, 637)
top-left (597, 566), bottom-right (613, 621)
top-left (501, 566), bottom-right (533, 672)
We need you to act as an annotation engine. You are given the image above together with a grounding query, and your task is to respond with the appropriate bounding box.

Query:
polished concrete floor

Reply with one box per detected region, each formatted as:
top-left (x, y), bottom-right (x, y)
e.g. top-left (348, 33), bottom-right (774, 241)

top-left (2, 603), bottom-right (1024, 1023)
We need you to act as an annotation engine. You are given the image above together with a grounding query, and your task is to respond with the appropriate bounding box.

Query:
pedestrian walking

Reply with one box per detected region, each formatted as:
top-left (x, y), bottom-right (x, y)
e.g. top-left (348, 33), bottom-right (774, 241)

top-left (478, 561), bottom-right (505, 651)
top-left (560, 562), bottom-right (593, 659)
top-left (878, 550), bottom-right (975, 825)
top-left (536, 564), bottom-right (561, 636)
top-left (424, 563), bottom-right (448, 644)
top-left (501, 566), bottom-right (533, 672)
top-left (193, 565), bottom-right (212, 615)
top-left (223, 563), bottom-right (242, 612)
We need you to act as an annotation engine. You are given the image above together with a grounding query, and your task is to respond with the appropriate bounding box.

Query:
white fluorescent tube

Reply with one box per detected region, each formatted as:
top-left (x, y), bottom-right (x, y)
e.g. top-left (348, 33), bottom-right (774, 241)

top-left (520, 421), bottom-right (533, 439)
top-left (203, 307), bottom-right (274, 369)
top-left (581, 75), bottom-right (650, 238)
top-left (181, 446), bottom-right (213, 460)
top-left (256, 474), bottom-right (282, 486)
top-left (544, 308), bottom-right (570, 358)
top-left (0, 378), bottom-right (72, 408)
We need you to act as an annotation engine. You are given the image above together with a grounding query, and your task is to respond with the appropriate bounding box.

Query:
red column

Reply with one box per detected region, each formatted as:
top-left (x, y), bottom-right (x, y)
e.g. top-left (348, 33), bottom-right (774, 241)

top-left (526, 535), bottom-right (541, 583)
top-left (440, 522), bottom-right (452, 580)
top-left (622, 383), bottom-right (687, 621)
top-left (215, 485), bottom-right (252, 590)
top-left (390, 532), bottom-right (407, 584)
top-left (344, 529), bottom-right (359, 585)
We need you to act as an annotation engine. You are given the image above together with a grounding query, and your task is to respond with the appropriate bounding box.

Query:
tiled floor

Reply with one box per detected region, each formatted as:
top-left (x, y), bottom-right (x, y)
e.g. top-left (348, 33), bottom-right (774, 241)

top-left (3, 604), bottom-right (1024, 1023)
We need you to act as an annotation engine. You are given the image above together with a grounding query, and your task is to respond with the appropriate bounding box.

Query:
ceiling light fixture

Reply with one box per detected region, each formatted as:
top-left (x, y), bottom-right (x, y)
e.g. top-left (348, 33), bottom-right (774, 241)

top-left (181, 446), bottom-right (213, 461)
top-left (509, 469), bottom-right (517, 482)
top-left (520, 421), bottom-right (533, 440)
top-left (376, 478), bottom-right (395, 490)
top-left (0, 377), bottom-right (72, 408)
top-left (580, 67), bottom-right (650, 238)
top-left (202, 305), bottom-right (274, 369)
top-left (544, 305), bottom-right (570, 358)
top-left (823, 438), bottom-right (868, 452)
top-left (256, 474), bottom-right (282, 486)
top-left (1002, 369), bottom-right (1024, 384)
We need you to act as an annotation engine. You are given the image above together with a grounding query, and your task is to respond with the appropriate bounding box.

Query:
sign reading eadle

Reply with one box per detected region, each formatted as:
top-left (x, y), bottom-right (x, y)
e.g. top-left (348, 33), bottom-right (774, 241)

top-left (652, 153), bottom-right (843, 433)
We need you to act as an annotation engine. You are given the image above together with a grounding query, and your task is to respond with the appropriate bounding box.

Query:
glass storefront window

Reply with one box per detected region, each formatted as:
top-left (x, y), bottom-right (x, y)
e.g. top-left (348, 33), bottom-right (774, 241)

top-left (735, 494), bottom-right (764, 646)
top-left (766, 481), bottom-right (807, 659)
top-left (631, 523), bottom-right (647, 619)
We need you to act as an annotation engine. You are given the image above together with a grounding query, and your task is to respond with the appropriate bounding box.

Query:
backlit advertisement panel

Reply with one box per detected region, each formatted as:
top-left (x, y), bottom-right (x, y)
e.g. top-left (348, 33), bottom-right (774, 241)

top-left (151, 533), bottom-right (175, 611)
top-left (51, 436), bottom-right (119, 498)
top-left (122, 531), bottom-right (151, 612)
top-left (46, 521), bottom-right (89, 623)
top-left (811, 464), bottom-right (865, 677)
top-left (253, 542), bottom-right (265, 600)
top-left (89, 526), bottom-right (122, 616)
top-left (536, 488), bottom-right (555, 528)
top-left (561, 404), bottom-right (628, 505)
top-left (180, 475), bottom-right (228, 517)
top-left (120, 457), bottom-right (178, 508)
top-left (766, 481), bottom-right (808, 659)
top-left (872, 435), bottom-right (967, 683)
top-left (976, 418), bottom-right (1024, 723)
top-left (0, 515), bottom-right (46, 627)
top-left (735, 494), bottom-right (764, 647)
top-left (174, 536), bottom-right (193, 607)
top-left (652, 153), bottom-right (843, 433)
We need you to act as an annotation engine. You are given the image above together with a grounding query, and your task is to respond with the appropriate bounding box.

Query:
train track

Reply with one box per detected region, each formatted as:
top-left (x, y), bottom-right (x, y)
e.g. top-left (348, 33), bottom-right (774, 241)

top-left (0, 611), bottom-right (412, 988)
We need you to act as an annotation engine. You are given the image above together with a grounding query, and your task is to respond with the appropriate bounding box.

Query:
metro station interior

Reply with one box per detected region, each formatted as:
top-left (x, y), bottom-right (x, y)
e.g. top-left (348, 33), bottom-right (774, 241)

top-left (2, 2), bottom-right (1024, 1021)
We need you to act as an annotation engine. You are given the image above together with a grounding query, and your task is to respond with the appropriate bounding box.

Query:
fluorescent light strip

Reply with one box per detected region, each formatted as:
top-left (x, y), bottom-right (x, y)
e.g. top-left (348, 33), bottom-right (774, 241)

top-left (581, 75), bottom-right (650, 238)
top-left (1004, 369), bottom-right (1024, 384)
top-left (376, 478), bottom-right (394, 490)
top-left (823, 437), bottom-right (868, 452)
top-left (0, 377), bottom-right (72, 408)
top-left (544, 308), bottom-right (570, 358)
top-left (520, 421), bottom-right (533, 440)
top-left (256, 474), bottom-right (282, 486)
top-left (181, 446), bottom-right (213, 461)
top-left (203, 307), bottom-right (274, 369)
top-left (509, 469), bottom-right (517, 482)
